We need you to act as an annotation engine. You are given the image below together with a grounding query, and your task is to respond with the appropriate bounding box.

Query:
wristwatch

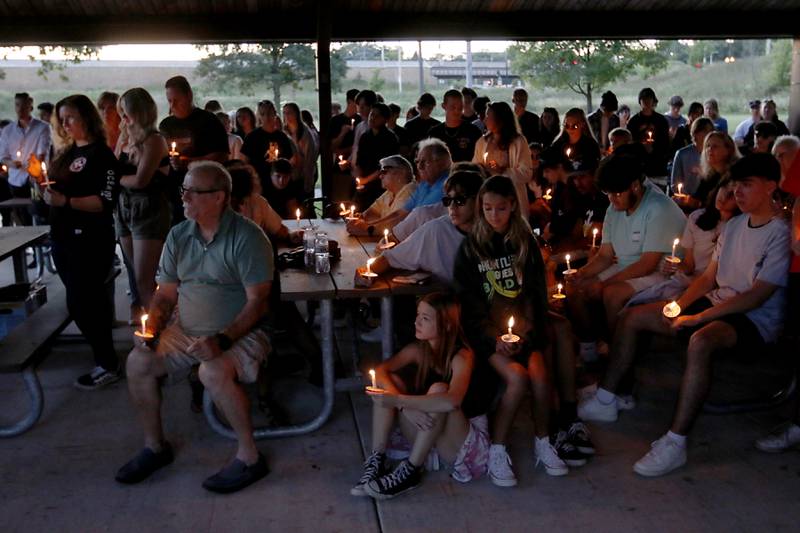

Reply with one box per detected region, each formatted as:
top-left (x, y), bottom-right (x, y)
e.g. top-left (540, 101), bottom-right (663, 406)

top-left (215, 332), bottom-right (233, 351)
top-left (367, 225), bottom-right (375, 236)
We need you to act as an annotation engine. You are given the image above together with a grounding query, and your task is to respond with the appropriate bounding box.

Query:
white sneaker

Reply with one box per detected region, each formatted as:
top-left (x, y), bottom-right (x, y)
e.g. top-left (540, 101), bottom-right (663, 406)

top-left (488, 445), bottom-right (517, 487)
top-left (359, 326), bottom-right (384, 344)
top-left (633, 434), bottom-right (687, 477)
top-left (534, 437), bottom-right (569, 476)
top-left (578, 391), bottom-right (619, 422)
top-left (755, 423), bottom-right (800, 453)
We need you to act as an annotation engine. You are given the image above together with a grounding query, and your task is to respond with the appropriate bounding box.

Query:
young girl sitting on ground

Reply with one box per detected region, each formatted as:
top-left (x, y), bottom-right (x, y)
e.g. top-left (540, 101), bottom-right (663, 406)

top-left (351, 292), bottom-right (493, 500)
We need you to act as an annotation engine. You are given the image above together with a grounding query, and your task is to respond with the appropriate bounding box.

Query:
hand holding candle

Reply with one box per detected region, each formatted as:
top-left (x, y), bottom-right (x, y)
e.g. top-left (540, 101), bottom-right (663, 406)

top-left (563, 253), bottom-right (577, 276)
top-left (366, 368), bottom-right (384, 393)
top-left (552, 283), bottom-right (566, 300)
top-left (663, 301), bottom-right (681, 318)
top-left (501, 316), bottom-right (520, 344)
top-left (40, 161), bottom-right (54, 186)
top-left (134, 313), bottom-right (154, 339)
top-left (666, 237), bottom-right (681, 264)
top-left (355, 177), bottom-right (364, 190)
top-left (169, 141), bottom-right (178, 157)
top-left (378, 228), bottom-right (395, 250)
top-left (543, 188), bottom-right (552, 201)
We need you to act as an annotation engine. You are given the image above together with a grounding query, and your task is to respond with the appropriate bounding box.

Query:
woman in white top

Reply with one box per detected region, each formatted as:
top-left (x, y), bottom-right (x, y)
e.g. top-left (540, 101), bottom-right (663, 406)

top-left (283, 102), bottom-right (319, 199)
top-left (472, 101), bottom-right (532, 214)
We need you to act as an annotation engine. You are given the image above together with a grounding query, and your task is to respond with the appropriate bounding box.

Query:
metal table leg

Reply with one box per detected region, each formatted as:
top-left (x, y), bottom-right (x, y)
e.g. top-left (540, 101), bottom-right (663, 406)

top-left (204, 299), bottom-right (336, 440)
top-left (12, 248), bottom-right (29, 284)
top-left (381, 295), bottom-right (393, 360)
top-left (0, 368), bottom-right (44, 437)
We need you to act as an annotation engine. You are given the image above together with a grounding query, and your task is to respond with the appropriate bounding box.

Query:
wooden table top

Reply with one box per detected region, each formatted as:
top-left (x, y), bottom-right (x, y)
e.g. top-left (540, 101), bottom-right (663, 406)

top-left (0, 226), bottom-right (49, 262)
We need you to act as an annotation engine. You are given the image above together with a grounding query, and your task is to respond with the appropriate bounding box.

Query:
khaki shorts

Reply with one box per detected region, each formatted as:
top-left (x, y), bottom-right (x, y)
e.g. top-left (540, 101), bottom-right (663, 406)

top-left (597, 264), bottom-right (667, 294)
top-left (116, 190), bottom-right (171, 240)
top-left (155, 322), bottom-right (270, 384)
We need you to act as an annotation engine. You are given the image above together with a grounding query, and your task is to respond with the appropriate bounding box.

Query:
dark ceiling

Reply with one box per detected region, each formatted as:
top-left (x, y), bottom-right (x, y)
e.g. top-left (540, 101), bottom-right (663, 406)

top-left (0, 0), bottom-right (799, 45)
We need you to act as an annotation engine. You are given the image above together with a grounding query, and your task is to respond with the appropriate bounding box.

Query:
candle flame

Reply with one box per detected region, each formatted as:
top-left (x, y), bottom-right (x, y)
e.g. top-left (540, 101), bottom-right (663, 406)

top-left (171, 141), bottom-right (176, 150)
top-left (508, 316), bottom-right (514, 330)
top-left (367, 258), bottom-right (375, 268)
top-left (140, 314), bottom-right (149, 335)
top-left (296, 208), bottom-right (301, 219)
top-left (592, 228), bottom-right (598, 235)
top-left (565, 254), bottom-right (571, 262)
top-left (673, 238), bottom-right (680, 246)
top-left (483, 152), bottom-right (488, 163)
top-left (566, 148), bottom-right (571, 157)
top-left (383, 228), bottom-right (389, 238)
top-left (41, 162), bottom-right (47, 173)
top-left (340, 202), bottom-right (346, 212)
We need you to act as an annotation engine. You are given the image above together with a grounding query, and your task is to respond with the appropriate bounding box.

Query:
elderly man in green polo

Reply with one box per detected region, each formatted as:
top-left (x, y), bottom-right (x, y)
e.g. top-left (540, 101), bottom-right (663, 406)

top-left (115, 161), bottom-right (274, 494)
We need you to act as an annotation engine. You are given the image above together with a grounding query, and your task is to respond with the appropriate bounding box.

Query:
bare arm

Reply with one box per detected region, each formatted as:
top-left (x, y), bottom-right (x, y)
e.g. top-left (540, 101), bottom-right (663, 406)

top-left (690, 279), bottom-right (779, 323)
top-left (374, 343), bottom-right (424, 395)
top-left (120, 135), bottom-right (168, 190)
top-left (220, 281), bottom-right (272, 341)
top-left (391, 350), bottom-right (474, 413)
top-left (675, 260), bottom-right (719, 311)
top-left (146, 282), bottom-right (179, 334)
top-left (576, 242), bottom-right (615, 279)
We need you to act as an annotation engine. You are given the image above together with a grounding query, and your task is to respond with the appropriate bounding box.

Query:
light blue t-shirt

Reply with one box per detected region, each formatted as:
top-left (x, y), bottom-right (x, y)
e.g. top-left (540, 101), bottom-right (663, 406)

top-left (602, 181), bottom-right (687, 269)
top-left (670, 144), bottom-right (703, 195)
top-left (403, 172), bottom-right (447, 212)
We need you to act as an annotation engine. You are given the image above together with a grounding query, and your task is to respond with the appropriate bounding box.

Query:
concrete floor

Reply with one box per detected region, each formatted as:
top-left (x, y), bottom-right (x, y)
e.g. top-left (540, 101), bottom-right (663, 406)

top-left (1, 253), bottom-right (800, 533)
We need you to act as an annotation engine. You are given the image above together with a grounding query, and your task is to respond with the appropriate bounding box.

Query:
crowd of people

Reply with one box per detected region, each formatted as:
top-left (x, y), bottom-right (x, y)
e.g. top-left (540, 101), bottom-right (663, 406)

top-left (0, 79), bottom-right (798, 497)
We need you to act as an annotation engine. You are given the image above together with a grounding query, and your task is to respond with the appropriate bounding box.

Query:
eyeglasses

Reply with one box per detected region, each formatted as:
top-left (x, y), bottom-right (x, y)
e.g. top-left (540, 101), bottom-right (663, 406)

top-left (180, 186), bottom-right (222, 196)
top-left (441, 195), bottom-right (473, 207)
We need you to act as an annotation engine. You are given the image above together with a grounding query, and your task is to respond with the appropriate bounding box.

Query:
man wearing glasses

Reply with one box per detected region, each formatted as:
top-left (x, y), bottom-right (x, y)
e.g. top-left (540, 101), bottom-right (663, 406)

top-left (116, 161), bottom-right (274, 494)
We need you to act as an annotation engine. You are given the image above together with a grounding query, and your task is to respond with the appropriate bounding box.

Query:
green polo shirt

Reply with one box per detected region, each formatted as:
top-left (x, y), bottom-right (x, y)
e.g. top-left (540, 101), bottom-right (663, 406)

top-left (156, 208), bottom-right (274, 337)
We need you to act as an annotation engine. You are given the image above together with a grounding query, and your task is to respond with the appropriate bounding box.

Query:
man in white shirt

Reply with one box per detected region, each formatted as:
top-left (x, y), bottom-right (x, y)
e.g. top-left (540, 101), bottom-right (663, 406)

top-left (0, 92), bottom-right (52, 225)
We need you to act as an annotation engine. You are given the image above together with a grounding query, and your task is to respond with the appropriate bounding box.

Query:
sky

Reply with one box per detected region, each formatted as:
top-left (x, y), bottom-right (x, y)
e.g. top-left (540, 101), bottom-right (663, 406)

top-left (1, 41), bottom-right (512, 61)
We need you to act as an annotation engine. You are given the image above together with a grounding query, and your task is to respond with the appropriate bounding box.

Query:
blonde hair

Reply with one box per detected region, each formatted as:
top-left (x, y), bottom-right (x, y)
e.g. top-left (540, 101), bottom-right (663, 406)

top-left (470, 175), bottom-right (533, 278)
top-left (119, 88), bottom-right (158, 147)
top-left (700, 131), bottom-right (741, 179)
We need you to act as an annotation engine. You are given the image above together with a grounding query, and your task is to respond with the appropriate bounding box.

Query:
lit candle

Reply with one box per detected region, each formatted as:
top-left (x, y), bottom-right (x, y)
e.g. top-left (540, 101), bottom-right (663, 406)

top-left (552, 283), bottom-right (566, 300)
top-left (355, 177), bottom-right (363, 190)
top-left (543, 188), bottom-right (552, 201)
top-left (349, 205), bottom-right (355, 219)
top-left (339, 202), bottom-right (347, 215)
top-left (663, 301), bottom-right (681, 318)
top-left (296, 208), bottom-right (301, 227)
top-left (677, 183), bottom-right (683, 196)
top-left (40, 161), bottom-right (53, 186)
top-left (382, 228), bottom-right (389, 245)
top-left (141, 314), bottom-right (148, 336)
top-left (566, 254), bottom-right (571, 271)
top-left (565, 147), bottom-right (572, 158)
top-left (170, 141), bottom-right (177, 156)
top-left (16, 150), bottom-right (21, 159)
top-left (338, 155), bottom-right (344, 163)
top-left (671, 238), bottom-right (679, 259)
top-left (369, 369), bottom-right (376, 389)
top-left (483, 151), bottom-right (488, 164)
top-left (592, 227), bottom-right (599, 248)
top-left (563, 253), bottom-right (577, 276)
top-left (501, 316), bottom-right (520, 343)
top-left (507, 316), bottom-right (514, 337)
top-left (1, 164), bottom-right (6, 173)
top-left (350, 118), bottom-right (355, 128)
top-left (647, 131), bottom-right (653, 142)
top-left (366, 258), bottom-right (375, 275)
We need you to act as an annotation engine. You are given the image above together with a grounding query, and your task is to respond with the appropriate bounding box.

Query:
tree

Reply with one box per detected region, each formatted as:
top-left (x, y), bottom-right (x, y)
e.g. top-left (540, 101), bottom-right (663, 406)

top-left (509, 40), bottom-right (670, 112)
top-left (0, 45), bottom-right (99, 81)
top-left (195, 43), bottom-right (347, 105)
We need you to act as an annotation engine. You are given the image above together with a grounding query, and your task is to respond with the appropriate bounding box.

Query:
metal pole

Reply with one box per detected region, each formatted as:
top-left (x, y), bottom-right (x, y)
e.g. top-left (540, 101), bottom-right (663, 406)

top-left (466, 40), bottom-right (473, 88)
top-left (418, 40), bottom-right (424, 94)
top-left (316, 2), bottom-right (333, 201)
top-left (397, 46), bottom-right (403, 93)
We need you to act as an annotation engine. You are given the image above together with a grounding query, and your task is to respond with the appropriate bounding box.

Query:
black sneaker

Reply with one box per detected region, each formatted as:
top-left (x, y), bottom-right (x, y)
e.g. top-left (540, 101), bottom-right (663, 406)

top-left (74, 366), bottom-right (122, 391)
top-left (350, 451), bottom-right (386, 496)
top-left (115, 442), bottom-right (174, 484)
top-left (364, 459), bottom-right (422, 500)
top-left (567, 420), bottom-right (595, 455)
top-left (553, 431), bottom-right (588, 467)
top-left (202, 453), bottom-right (269, 494)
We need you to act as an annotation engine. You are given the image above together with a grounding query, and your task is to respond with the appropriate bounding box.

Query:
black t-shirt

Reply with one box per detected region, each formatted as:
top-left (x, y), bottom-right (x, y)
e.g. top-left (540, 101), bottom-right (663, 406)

top-left (159, 108), bottom-right (229, 163)
top-left (49, 141), bottom-right (119, 240)
top-left (428, 120), bottom-right (483, 162)
top-left (328, 112), bottom-right (361, 149)
top-left (404, 116), bottom-right (441, 146)
top-left (550, 135), bottom-right (601, 167)
top-left (241, 128), bottom-right (296, 193)
top-left (627, 111), bottom-right (671, 177)
top-left (517, 110), bottom-right (541, 144)
top-left (355, 127), bottom-right (399, 177)
top-left (389, 124), bottom-right (410, 151)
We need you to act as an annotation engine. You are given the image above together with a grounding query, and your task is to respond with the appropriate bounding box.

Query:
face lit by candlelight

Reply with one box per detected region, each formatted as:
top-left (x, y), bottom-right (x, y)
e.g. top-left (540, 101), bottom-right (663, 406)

top-left (58, 105), bottom-right (89, 142)
top-left (414, 301), bottom-right (438, 341)
top-left (482, 191), bottom-right (515, 234)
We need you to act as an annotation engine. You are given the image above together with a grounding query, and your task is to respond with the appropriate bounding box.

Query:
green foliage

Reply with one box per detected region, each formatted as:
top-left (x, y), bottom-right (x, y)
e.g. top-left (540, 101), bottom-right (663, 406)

top-left (0, 45), bottom-right (98, 81)
top-left (337, 42), bottom-right (385, 61)
top-left (195, 43), bottom-right (348, 105)
top-left (368, 69), bottom-right (385, 92)
top-left (767, 40), bottom-right (792, 93)
top-left (509, 40), bottom-right (669, 111)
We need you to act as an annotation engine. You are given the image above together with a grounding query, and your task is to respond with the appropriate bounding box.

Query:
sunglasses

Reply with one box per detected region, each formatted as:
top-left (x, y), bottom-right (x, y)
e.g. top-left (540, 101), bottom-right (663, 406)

top-left (441, 195), bottom-right (472, 207)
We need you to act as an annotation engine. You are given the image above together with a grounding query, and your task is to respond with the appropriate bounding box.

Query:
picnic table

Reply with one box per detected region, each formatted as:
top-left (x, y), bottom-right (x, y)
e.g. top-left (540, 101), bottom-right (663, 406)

top-left (0, 226), bottom-right (49, 283)
top-left (204, 217), bottom-right (440, 440)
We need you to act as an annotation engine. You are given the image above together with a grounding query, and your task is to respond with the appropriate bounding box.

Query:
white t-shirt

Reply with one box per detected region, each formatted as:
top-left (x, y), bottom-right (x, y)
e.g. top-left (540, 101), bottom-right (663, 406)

top-left (602, 180), bottom-right (687, 268)
top-left (238, 194), bottom-right (283, 237)
top-left (383, 215), bottom-right (466, 283)
top-left (368, 181), bottom-right (417, 219)
top-left (682, 208), bottom-right (720, 275)
top-left (392, 203), bottom-right (447, 241)
top-left (707, 214), bottom-right (791, 343)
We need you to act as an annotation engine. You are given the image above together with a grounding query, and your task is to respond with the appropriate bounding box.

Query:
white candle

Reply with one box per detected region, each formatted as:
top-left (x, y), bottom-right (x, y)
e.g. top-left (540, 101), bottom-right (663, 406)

top-left (663, 301), bottom-right (681, 318)
top-left (339, 202), bottom-right (347, 215)
top-left (483, 151), bottom-right (488, 164)
top-left (507, 316), bottom-right (515, 337)
top-left (140, 314), bottom-right (148, 336)
top-left (382, 228), bottom-right (389, 245)
top-left (671, 238), bottom-right (679, 259)
top-left (544, 188), bottom-right (552, 200)
top-left (566, 254), bottom-right (572, 271)
top-left (351, 118), bottom-right (355, 128)
top-left (171, 141), bottom-right (177, 153)
top-left (557, 283), bottom-right (563, 296)
top-left (369, 369), bottom-right (376, 389)
top-left (350, 205), bottom-right (355, 219)
top-left (677, 183), bottom-right (683, 196)
top-left (296, 208), bottom-right (301, 227)
top-left (592, 227), bottom-right (599, 248)
top-left (366, 258), bottom-right (375, 275)
top-left (355, 177), bottom-right (362, 189)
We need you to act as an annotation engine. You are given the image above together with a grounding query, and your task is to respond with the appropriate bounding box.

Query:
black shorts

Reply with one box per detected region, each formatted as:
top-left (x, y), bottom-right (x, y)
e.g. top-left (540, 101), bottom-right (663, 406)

top-left (675, 297), bottom-right (765, 349)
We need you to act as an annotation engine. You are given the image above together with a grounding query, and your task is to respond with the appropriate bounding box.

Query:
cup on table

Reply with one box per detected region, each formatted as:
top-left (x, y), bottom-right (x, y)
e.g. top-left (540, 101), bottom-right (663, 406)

top-left (304, 230), bottom-right (316, 267)
top-left (315, 232), bottom-right (330, 274)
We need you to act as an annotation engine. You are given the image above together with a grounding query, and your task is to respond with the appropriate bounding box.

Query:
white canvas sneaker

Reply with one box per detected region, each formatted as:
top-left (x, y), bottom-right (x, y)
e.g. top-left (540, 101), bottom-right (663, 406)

top-left (488, 445), bottom-right (517, 487)
top-left (633, 434), bottom-right (687, 477)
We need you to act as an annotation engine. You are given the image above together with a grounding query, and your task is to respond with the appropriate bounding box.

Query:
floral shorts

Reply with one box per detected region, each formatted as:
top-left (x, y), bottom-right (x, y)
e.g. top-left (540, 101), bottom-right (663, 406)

top-left (451, 414), bottom-right (491, 483)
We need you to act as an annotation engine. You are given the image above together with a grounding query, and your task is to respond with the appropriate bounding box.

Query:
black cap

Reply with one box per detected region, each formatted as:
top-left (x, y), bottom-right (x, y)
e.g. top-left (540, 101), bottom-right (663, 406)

top-left (730, 153), bottom-right (781, 183)
top-left (748, 99), bottom-right (762, 109)
top-left (754, 120), bottom-right (778, 138)
top-left (600, 91), bottom-right (618, 111)
top-left (638, 87), bottom-right (658, 104)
